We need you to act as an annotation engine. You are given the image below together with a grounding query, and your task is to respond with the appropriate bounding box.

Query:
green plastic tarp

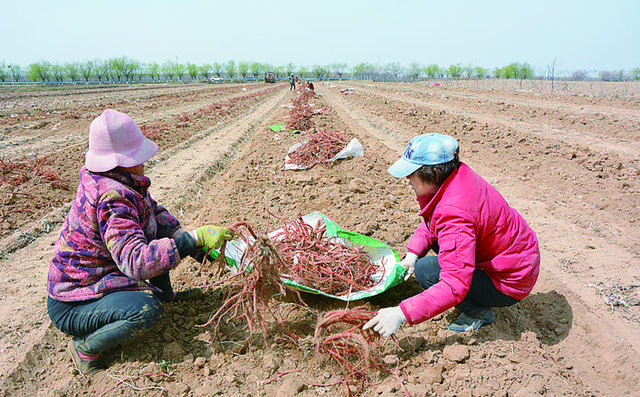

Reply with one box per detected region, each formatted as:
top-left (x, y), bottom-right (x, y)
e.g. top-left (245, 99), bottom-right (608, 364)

top-left (268, 123), bottom-right (285, 132)
top-left (206, 211), bottom-right (405, 301)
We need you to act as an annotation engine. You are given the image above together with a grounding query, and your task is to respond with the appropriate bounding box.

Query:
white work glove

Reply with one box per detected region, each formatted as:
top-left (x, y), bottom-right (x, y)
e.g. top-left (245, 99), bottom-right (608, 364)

top-left (399, 252), bottom-right (419, 281)
top-left (363, 306), bottom-right (407, 337)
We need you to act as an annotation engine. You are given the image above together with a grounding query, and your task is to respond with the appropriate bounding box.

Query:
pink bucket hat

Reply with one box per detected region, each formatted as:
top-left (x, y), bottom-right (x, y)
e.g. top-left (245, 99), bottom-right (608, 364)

top-left (85, 109), bottom-right (158, 172)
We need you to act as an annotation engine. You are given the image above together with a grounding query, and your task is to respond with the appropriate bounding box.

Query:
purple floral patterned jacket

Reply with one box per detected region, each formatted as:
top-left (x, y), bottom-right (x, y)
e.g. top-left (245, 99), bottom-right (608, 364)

top-left (47, 167), bottom-right (183, 302)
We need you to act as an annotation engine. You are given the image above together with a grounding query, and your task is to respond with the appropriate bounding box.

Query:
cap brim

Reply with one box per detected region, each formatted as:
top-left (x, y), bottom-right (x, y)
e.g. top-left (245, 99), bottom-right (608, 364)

top-left (388, 157), bottom-right (422, 178)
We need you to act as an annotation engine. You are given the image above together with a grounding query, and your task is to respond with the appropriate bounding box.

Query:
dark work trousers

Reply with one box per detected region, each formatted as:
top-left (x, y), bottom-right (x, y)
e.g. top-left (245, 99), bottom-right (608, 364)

top-left (413, 254), bottom-right (519, 318)
top-left (47, 290), bottom-right (164, 356)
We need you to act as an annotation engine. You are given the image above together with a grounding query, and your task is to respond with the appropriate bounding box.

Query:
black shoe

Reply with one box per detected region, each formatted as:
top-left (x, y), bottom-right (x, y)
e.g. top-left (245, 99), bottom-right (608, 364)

top-left (68, 340), bottom-right (106, 375)
top-left (447, 308), bottom-right (495, 333)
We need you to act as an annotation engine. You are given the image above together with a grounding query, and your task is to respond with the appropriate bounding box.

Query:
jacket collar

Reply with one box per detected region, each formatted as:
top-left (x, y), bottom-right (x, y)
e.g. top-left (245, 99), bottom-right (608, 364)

top-left (86, 166), bottom-right (151, 194)
top-left (417, 163), bottom-right (464, 218)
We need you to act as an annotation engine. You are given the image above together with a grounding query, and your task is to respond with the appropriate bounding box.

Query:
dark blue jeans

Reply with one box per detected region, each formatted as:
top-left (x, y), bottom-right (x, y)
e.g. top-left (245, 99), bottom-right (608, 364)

top-left (47, 290), bottom-right (164, 356)
top-left (414, 255), bottom-right (518, 317)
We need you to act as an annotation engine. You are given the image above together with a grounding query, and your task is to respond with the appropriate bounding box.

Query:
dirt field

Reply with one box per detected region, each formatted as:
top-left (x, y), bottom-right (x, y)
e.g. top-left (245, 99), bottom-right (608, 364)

top-left (0, 79), bottom-right (639, 396)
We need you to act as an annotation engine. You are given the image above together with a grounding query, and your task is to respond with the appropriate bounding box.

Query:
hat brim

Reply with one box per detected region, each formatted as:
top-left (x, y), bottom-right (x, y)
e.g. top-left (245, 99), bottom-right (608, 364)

top-left (85, 137), bottom-right (158, 173)
top-left (388, 157), bottom-right (422, 178)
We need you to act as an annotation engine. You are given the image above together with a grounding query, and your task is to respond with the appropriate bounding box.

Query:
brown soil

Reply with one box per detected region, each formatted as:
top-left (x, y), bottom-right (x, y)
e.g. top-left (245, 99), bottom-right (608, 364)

top-left (0, 79), bottom-right (639, 397)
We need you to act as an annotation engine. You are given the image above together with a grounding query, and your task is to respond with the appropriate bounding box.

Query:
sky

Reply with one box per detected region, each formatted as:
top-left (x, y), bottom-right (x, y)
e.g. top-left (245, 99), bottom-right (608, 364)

top-left (2, 0), bottom-right (639, 76)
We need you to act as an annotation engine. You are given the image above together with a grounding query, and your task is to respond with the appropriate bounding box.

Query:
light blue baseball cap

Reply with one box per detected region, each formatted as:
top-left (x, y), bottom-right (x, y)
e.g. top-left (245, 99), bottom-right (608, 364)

top-left (388, 133), bottom-right (459, 178)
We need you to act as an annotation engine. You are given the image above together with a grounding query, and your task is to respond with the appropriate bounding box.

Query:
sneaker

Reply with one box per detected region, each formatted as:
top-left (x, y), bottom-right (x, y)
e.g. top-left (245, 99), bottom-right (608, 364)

top-left (170, 288), bottom-right (203, 302)
top-left (447, 308), bottom-right (495, 333)
top-left (68, 339), bottom-right (106, 375)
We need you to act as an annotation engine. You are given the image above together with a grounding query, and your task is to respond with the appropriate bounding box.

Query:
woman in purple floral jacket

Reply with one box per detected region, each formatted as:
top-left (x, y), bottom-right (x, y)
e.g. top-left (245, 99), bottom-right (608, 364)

top-left (47, 109), bottom-right (231, 375)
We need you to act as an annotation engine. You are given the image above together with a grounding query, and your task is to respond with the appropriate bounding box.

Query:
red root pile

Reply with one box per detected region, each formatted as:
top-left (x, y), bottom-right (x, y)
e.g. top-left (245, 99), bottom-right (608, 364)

top-left (314, 307), bottom-right (385, 395)
top-left (196, 221), bottom-right (302, 343)
top-left (267, 306), bottom-right (407, 396)
top-left (269, 214), bottom-right (383, 296)
top-left (286, 128), bottom-right (349, 169)
top-left (286, 82), bottom-right (315, 131)
top-left (0, 156), bottom-right (69, 190)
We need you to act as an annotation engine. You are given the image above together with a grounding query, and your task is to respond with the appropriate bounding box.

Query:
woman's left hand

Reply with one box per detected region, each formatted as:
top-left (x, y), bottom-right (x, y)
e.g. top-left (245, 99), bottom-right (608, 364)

top-left (399, 252), bottom-right (419, 281)
top-left (192, 225), bottom-right (234, 249)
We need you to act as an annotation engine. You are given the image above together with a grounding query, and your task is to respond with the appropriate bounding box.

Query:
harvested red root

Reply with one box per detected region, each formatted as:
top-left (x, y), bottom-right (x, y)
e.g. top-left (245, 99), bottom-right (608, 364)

top-left (196, 221), bottom-right (303, 345)
top-left (0, 155), bottom-right (68, 190)
top-left (314, 306), bottom-right (385, 396)
top-left (286, 128), bottom-right (349, 169)
top-left (269, 213), bottom-right (384, 296)
top-left (265, 307), bottom-right (406, 396)
top-left (286, 82), bottom-right (315, 131)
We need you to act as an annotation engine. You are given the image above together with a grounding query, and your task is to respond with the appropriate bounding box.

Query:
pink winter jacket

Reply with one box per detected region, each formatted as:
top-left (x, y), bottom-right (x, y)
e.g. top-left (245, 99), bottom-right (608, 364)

top-left (399, 163), bottom-right (540, 325)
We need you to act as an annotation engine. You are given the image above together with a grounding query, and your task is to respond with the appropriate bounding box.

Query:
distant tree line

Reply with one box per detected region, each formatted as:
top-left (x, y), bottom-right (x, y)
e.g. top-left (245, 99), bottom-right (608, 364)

top-left (0, 57), bottom-right (638, 84)
top-left (0, 58), bottom-right (344, 84)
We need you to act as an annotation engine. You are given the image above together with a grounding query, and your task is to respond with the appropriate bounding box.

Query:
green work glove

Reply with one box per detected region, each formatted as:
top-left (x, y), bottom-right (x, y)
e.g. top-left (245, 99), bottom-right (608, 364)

top-left (193, 225), bottom-right (233, 249)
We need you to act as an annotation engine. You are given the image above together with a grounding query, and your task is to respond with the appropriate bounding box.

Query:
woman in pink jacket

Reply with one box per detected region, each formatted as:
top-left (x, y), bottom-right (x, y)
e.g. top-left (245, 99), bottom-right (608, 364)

top-left (365, 133), bottom-right (539, 335)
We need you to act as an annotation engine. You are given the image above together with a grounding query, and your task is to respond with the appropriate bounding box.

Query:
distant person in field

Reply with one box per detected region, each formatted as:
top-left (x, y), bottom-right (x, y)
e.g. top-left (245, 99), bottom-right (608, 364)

top-left (46, 109), bottom-right (234, 375)
top-left (289, 74), bottom-right (296, 91)
top-left (364, 133), bottom-right (540, 336)
top-left (307, 80), bottom-right (315, 91)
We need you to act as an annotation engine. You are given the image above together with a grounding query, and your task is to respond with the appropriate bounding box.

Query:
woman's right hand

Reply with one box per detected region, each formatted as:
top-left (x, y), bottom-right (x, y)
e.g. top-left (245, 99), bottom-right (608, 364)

top-left (363, 306), bottom-right (407, 337)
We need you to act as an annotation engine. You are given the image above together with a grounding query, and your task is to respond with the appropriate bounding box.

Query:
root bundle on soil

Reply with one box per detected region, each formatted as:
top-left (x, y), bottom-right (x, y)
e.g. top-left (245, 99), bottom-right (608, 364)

top-left (196, 214), bottom-right (384, 347)
top-left (286, 82), bottom-right (315, 131)
top-left (197, 221), bottom-right (303, 344)
top-left (286, 128), bottom-right (349, 169)
top-left (269, 213), bottom-right (383, 296)
top-left (314, 306), bottom-right (386, 396)
top-left (0, 155), bottom-right (68, 190)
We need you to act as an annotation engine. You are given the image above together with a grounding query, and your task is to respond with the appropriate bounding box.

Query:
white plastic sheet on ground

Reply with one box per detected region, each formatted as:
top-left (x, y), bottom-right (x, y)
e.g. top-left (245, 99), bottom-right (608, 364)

top-left (206, 211), bottom-right (405, 301)
top-left (284, 138), bottom-right (364, 170)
